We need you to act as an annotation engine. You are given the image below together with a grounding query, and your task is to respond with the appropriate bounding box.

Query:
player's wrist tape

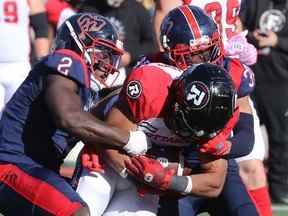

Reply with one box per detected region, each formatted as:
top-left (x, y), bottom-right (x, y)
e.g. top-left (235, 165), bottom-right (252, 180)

top-left (119, 168), bottom-right (128, 178)
top-left (183, 176), bottom-right (193, 195)
top-left (169, 176), bottom-right (192, 195)
top-left (123, 130), bottom-right (151, 155)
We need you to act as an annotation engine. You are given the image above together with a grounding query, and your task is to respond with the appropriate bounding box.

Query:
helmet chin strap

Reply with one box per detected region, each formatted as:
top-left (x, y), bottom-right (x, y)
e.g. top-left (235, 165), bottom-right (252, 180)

top-left (90, 73), bottom-right (106, 92)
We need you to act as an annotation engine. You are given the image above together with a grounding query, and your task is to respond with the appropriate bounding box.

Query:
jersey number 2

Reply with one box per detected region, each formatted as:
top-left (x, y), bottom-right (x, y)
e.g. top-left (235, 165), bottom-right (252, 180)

top-left (58, 57), bottom-right (72, 76)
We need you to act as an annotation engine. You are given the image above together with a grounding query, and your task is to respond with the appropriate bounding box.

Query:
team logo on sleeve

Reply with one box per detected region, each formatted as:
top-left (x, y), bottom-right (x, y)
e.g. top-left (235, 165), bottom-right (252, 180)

top-left (186, 81), bottom-right (210, 110)
top-left (126, 80), bottom-right (142, 99)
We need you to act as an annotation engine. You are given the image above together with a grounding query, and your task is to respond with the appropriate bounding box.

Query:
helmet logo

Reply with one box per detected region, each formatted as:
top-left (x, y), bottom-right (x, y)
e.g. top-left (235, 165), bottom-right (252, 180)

top-left (126, 80), bottom-right (142, 99)
top-left (77, 14), bottom-right (107, 40)
top-left (189, 35), bottom-right (210, 47)
top-left (186, 81), bottom-right (210, 110)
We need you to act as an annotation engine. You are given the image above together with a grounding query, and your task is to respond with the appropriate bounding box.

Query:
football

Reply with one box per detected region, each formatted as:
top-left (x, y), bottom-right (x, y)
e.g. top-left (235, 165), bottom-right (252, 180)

top-left (146, 146), bottom-right (192, 176)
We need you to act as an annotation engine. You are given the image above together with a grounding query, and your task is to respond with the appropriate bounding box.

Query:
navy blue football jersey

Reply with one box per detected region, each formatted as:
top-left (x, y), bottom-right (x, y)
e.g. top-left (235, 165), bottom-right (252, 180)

top-left (0, 49), bottom-right (100, 171)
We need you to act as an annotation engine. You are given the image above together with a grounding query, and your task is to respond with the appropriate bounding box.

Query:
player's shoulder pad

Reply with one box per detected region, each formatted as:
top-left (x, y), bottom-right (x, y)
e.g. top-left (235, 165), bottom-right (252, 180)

top-left (118, 63), bottom-right (182, 123)
top-left (238, 65), bottom-right (255, 98)
top-left (92, 88), bottom-right (121, 121)
top-left (224, 58), bottom-right (244, 90)
top-left (224, 58), bottom-right (255, 98)
top-left (43, 49), bottom-right (90, 88)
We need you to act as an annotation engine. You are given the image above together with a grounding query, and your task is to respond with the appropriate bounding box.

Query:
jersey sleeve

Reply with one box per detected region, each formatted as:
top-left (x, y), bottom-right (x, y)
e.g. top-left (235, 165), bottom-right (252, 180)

top-left (116, 64), bottom-right (173, 123)
top-left (225, 58), bottom-right (255, 97)
top-left (43, 49), bottom-right (90, 88)
top-left (238, 65), bottom-right (255, 98)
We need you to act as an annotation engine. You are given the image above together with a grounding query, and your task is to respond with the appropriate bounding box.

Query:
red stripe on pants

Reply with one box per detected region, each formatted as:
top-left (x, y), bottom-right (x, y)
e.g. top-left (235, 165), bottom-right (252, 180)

top-left (0, 164), bottom-right (82, 216)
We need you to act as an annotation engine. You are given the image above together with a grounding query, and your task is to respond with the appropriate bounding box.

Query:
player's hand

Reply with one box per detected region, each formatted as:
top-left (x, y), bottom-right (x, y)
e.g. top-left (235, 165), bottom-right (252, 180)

top-left (253, 30), bottom-right (278, 48)
top-left (225, 31), bottom-right (257, 66)
top-left (102, 149), bottom-right (131, 176)
top-left (124, 155), bottom-right (175, 191)
top-left (199, 108), bottom-right (240, 156)
top-left (81, 147), bottom-right (104, 173)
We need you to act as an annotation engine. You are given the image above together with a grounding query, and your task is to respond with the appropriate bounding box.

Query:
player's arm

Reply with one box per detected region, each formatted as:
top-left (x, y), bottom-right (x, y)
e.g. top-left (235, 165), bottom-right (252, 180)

top-left (227, 61), bottom-right (256, 158)
top-left (227, 95), bottom-right (254, 158)
top-left (100, 107), bottom-right (137, 173)
top-left (44, 74), bottom-right (148, 155)
top-left (125, 155), bottom-right (227, 198)
top-left (29, 0), bottom-right (49, 58)
top-left (182, 157), bottom-right (227, 197)
top-left (153, 0), bottom-right (182, 50)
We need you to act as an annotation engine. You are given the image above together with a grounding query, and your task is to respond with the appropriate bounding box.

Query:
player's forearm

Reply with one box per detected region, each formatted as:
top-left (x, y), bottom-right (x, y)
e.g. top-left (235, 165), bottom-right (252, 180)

top-left (59, 110), bottom-right (129, 148)
top-left (168, 172), bottom-right (226, 198)
top-left (168, 160), bottom-right (227, 198)
top-left (34, 38), bottom-right (50, 58)
top-left (58, 110), bottom-right (150, 155)
top-left (189, 172), bottom-right (226, 197)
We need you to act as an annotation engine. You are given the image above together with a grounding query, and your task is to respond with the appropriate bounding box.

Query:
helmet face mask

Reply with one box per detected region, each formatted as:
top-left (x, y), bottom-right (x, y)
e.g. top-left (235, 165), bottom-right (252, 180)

top-left (166, 63), bottom-right (237, 142)
top-left (170, 42), bottom-right (222, 70)
top-left (160, 5), bottom-right (224, 70)
top-left (54, 13), bottom-right (124, 87)
top-left (83, 39), bottom-right (122, 80)
top-left (169, 102), bottom-right (216, 141)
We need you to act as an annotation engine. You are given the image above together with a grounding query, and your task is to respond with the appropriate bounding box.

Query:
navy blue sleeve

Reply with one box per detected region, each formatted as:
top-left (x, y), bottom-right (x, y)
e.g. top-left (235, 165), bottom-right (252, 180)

top-left (43, 49), bottom-right (90, 87)
top-left (227, 113), bottom-right (254, 158)
top-left (92, 94), bottom-right (119, 121)
top-left (238, 66), bottom-right (255, 98)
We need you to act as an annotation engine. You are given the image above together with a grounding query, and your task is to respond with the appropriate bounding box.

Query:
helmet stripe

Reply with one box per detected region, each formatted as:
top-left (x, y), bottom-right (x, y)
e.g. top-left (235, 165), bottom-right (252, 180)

top-left (179, 5), bottom-right (202, 40)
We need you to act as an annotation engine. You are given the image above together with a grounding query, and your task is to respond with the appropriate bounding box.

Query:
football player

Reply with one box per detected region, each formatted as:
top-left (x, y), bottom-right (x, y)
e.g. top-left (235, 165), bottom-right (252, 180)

top-left (0, 0), bottom-right (49, 119)
top-left (0, 13), bottom-right (151, 216)
top-left (74, 6), bottom-right (260, 216)
top-left (73, 62), bottom-right (240, 216)
top-left (131, 5), bottom-right (260, 216)
top-left (153, 2), bottom-right (272, 216)
top-left (153, 0), bottom-right (257, 66)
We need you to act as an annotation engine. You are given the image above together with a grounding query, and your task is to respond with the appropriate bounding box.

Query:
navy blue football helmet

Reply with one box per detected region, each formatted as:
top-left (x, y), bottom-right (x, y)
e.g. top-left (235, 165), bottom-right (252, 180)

top-left (160, 5), bottom-right (223, 70)
top-left (54, 13), bottom-right (123, 82)
top-left (166, 63), bottom-right (236, 141)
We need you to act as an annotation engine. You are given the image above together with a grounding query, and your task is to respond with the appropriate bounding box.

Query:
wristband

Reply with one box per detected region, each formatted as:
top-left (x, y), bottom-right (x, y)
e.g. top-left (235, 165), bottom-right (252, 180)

top-left (119, 168), bottom-right (128, 178)
top-left (183, 176), bottom-right (193, 195)
top-left (169, 176), bottom-right (193, 195)
top-left (123, 130), bottom-right (150, 155)
top-left (30, 12), bottom-right (49, 38)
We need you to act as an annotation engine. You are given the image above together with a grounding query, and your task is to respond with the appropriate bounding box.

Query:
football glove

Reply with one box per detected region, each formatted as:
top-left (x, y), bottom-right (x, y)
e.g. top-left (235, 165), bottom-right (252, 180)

top-left (125, 155), bottom-right (175, 191)
top-left (81, 147), bottom-right (104, 172)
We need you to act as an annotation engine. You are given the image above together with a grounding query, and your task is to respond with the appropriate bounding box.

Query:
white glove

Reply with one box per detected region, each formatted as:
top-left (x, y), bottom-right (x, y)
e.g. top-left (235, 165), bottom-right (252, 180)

top-left (123, 130), bottom-right (151, 155)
